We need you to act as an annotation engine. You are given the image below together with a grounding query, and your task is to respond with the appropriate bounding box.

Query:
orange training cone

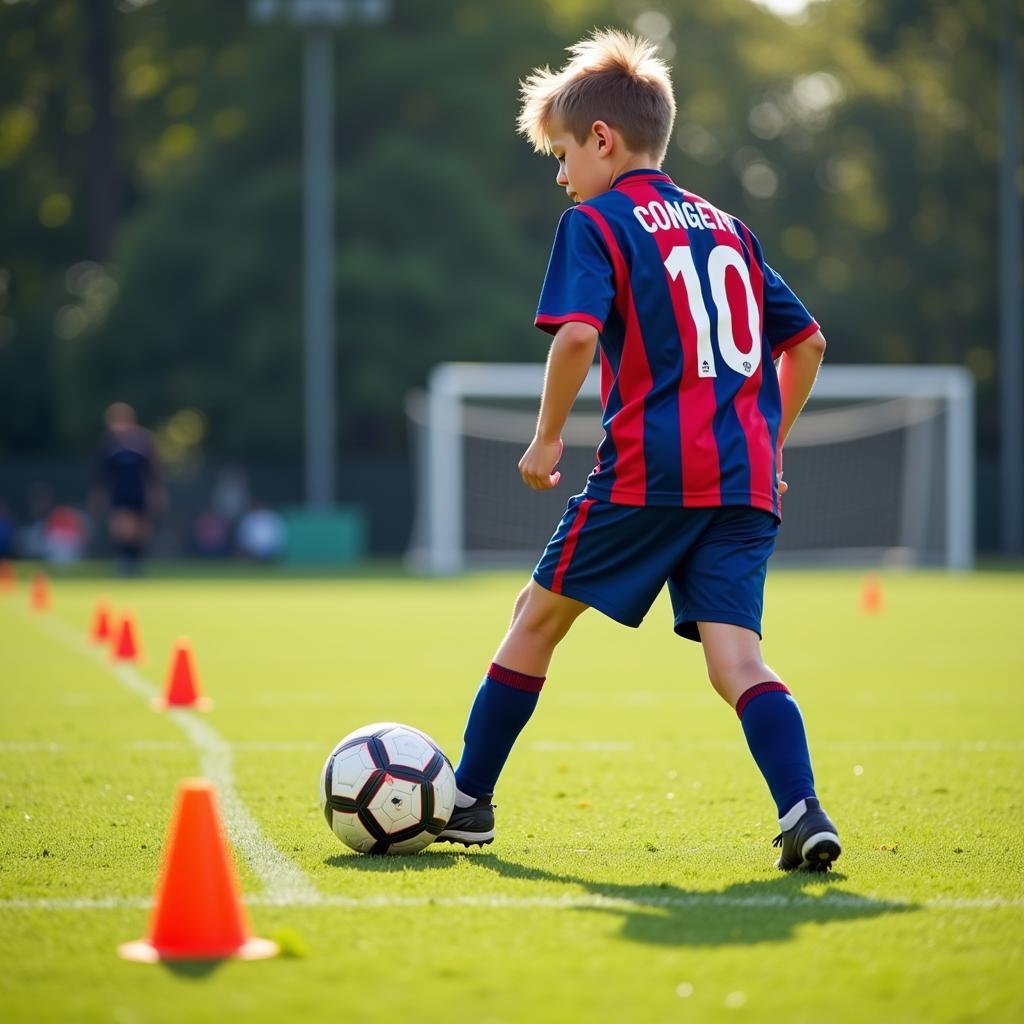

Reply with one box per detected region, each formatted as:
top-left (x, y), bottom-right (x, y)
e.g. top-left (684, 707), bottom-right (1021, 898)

top-left (154, 638), bottom-right (212, 711)
top-left (111, 612), bottom-right (141, 661)
top-left (29, 572), bottom-right (51, 611)
top-left (0, 560), bottom-right (14, 593)
top-left (860, 573), bottom-right (884, 614)
top-left (119, 778), bottom-right (277, 962)
top-left (90, 599), bottom-right (112, 644)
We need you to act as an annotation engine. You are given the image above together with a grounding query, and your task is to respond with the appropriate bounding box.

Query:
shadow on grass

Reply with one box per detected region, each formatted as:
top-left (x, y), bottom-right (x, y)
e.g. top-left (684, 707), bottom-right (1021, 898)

top-left (159, 959), bottom-right (223, 979)
top-left (19, 558), bottom-right (414, 582)
top-left (325, 849), bottom-right (916, 948)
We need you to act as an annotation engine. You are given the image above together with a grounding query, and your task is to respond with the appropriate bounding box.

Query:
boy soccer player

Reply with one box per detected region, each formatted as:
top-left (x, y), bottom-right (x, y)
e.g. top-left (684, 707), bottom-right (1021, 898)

top-left (439, 30), bottom-right (840, 871)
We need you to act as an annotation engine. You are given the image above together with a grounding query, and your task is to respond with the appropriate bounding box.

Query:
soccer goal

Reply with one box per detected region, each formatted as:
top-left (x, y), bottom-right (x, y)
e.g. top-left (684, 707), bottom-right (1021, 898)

top-left (406, 363), bottom-right (974, 574)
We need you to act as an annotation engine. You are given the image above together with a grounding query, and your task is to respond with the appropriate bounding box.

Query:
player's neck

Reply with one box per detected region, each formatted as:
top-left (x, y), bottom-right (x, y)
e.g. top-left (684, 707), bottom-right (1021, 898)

top-left (610, 152), bottom-right (662, 182)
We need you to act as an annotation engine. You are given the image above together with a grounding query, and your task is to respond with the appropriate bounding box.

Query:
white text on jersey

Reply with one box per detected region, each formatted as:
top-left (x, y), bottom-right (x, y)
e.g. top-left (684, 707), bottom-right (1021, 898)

top-left (632, 199), bottom-right (739, 236)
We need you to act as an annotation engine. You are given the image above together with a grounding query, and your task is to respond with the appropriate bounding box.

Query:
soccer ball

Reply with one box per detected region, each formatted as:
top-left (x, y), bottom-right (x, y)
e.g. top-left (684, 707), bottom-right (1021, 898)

top-left (319, 722), bottom-right (456, 854)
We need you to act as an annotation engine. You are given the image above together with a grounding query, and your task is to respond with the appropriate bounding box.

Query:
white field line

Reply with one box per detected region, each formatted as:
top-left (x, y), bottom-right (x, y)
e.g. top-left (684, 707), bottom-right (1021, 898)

top-left (531, 739), bottom-right (1024, 753)
top-left (1, 892), bottom-right (1022, 912)
top-left (27, 613), bottom-right (320, 906)
top-left (535, 740), bottom-right (1024, 753)
top-left (4, 738), bottom-right (1024, 754)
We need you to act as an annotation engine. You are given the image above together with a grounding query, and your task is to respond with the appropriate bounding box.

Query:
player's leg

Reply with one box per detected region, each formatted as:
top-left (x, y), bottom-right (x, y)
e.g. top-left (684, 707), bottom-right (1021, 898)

top-left (440, 582), bottom-right (588, 846)
top-left (700, 622), bottom-right (838, 870)
top-left (443, 496), bottom-right (674, 847)
top-left (455, 580), bottom-right (588, 801)
top-left (669, 507), bottom-right (840, 870)
top-left (109, 508), bottom-right (146, 576)
top-left (698, 622), bottom-right (813, 812)
top-left (494, 578), bottom-right (589, 676)
top-left (697, 620), bottom-right (783, 704)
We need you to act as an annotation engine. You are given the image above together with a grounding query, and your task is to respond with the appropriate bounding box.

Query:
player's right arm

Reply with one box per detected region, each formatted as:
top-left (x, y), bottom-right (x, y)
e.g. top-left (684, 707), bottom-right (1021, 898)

top-left (524, 205), bottom-right (613, 491)
top-left (519, 321), bottom-right (599, 490)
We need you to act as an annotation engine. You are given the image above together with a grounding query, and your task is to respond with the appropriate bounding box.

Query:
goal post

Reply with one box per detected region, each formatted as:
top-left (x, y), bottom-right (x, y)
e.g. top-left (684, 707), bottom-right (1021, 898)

top-left (407, 363), bottom-right (974, 575)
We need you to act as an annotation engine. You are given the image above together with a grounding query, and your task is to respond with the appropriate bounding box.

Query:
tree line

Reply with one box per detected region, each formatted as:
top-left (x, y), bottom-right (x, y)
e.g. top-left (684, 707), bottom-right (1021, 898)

top-left (0, 0), bottom-right (1012, 466)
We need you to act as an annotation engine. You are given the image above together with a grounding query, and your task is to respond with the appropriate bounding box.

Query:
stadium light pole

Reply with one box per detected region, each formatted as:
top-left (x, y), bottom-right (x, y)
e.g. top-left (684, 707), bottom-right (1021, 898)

top-left (249, 0), bottom-right (389, 510)
top-left (998, 0), bottom-right (1022, 556)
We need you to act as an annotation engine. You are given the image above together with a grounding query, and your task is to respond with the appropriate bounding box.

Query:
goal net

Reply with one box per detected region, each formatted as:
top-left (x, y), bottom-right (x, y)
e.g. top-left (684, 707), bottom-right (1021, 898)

top-left (406, 363), bottom-right (974, 574)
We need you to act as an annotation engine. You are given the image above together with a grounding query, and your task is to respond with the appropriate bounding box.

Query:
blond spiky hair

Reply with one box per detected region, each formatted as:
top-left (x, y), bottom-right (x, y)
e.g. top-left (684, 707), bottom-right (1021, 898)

top-left (517, 28), bottom-right (676, 161)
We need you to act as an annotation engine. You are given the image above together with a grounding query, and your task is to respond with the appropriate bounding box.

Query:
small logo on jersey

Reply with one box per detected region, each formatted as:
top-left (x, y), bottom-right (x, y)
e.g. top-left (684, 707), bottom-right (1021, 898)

top-left (701, 360), bottom-right (710, 373)
top-left (743, 360), bottom-right (752, 373)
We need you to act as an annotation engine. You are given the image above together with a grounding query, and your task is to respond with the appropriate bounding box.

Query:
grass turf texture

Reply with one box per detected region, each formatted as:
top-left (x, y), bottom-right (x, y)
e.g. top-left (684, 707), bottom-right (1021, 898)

top-left (1, 569), bottom-right (1022, 1022)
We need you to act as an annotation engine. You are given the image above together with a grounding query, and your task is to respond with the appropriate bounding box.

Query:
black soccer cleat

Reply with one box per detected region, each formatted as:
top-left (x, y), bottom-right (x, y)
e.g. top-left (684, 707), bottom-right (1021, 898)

top-left (436, 795), bottom-right (495, 847)
top-left (772, 797), bottom-right (841, 872)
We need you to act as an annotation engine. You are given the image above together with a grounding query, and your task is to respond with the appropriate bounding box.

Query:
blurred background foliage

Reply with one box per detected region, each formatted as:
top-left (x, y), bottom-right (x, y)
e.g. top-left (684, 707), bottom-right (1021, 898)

top-left (0, 0), bottom-right (1014, 467)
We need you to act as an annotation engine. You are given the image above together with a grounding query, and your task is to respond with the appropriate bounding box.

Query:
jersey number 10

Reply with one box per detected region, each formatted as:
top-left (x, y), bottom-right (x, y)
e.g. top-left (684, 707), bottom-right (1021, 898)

top-left (663, 244), bottom-right (761, 379)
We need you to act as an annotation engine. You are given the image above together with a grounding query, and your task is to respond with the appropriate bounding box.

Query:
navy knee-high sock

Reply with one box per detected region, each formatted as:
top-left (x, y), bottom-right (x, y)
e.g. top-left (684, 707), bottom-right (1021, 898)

top-left (737, 682), bottom-right (816, 819)
top-left (455, 662), bottom-right (545, 798)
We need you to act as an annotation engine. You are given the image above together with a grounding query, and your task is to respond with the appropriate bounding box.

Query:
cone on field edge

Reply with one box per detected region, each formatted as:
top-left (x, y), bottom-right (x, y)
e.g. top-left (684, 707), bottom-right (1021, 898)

top-left (860, 573), bottom-right (884, 614)
top-left (90, 599), bottom-right (111, 643)
top-left (111, 612), bottom-right (141, 661)
top-left (153, 637), bottom-right (212, 711)
top-left (29, 572), bottom-right (50, 611)
top-left (118, 778), bottom-right (277, 963)
top-left (0, 560), bottom-right (14, 593)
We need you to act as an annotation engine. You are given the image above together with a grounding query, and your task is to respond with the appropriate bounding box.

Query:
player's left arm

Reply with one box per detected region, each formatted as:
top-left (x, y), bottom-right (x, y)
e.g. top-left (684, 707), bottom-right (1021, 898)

top-left (519, 321), bottom-right (598, 490)
top-left (776, 330), bottom-right (826, 495)
top-left (778, 330), bottom-right (826, 447)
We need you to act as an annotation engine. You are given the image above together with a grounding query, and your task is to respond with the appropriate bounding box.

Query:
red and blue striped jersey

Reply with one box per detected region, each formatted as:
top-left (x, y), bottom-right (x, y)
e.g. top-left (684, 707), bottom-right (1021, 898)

top-left (534, 169), bottom-right (819, 518)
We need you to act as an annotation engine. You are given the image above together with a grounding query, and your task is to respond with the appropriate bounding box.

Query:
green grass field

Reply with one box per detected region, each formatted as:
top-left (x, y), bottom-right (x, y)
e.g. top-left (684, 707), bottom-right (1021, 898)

top-left (1, 566), bottom-right (1022, 1022)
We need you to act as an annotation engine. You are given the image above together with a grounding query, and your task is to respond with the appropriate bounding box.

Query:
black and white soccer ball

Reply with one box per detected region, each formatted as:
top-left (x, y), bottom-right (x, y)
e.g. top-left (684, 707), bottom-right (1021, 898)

top-left (319, 722), bottom-right (457, 854)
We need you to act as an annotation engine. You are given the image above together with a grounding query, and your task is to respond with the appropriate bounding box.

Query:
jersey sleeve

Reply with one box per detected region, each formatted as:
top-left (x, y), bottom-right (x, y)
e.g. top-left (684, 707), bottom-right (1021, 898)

top-left (762, 261), bottom-right (820, 358)
top-left (534, 207), bottom-right (614, 336)
top-left (737, 221), bottom-right (820, 357)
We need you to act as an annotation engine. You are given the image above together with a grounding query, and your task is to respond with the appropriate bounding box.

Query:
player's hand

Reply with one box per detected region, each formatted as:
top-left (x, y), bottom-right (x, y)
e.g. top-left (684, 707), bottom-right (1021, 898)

top-left (519, 437), bottom-right (564, 490)
top-left (776, 446), bottom-right (788, 496)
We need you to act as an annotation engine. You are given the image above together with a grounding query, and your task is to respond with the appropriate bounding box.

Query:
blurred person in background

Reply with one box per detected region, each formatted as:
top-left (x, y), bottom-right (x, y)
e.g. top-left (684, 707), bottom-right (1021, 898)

top-left (211, 464), bottom-right (251, 535)
top-left (236, 502), bottom-right (286, 563)
top-left (90, 402), bottom-right (164, 576)
top-left (190, 507), bottom-right (232, 558)
top-left (43, 505), bottom-right (88, 564)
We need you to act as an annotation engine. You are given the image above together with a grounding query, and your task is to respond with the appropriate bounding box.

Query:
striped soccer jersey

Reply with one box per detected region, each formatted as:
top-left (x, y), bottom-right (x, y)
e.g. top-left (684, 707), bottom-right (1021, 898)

top-left (534, 168), bottom-right (819, 518)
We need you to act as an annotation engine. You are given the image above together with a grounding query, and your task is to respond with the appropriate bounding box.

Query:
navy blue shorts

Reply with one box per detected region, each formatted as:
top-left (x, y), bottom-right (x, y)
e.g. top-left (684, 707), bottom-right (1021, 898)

top-left (533, 496), bottom-right (779, 641)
